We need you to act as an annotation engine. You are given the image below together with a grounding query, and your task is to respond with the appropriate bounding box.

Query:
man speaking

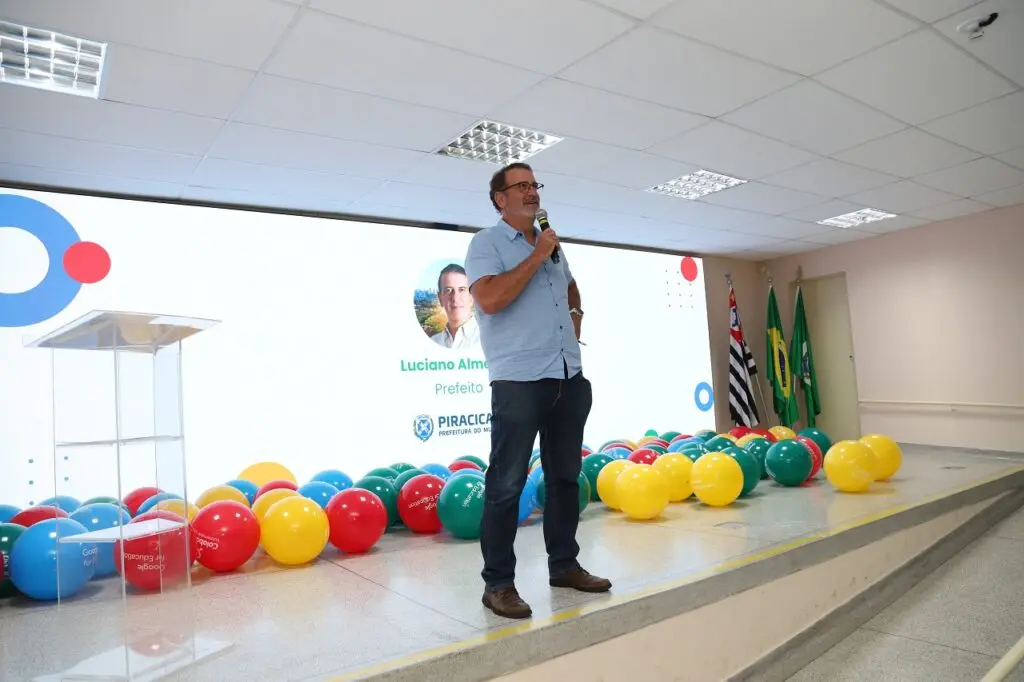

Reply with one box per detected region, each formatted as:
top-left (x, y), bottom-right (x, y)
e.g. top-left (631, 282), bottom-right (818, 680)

top-left (465, 162), bottom-right (611, 620)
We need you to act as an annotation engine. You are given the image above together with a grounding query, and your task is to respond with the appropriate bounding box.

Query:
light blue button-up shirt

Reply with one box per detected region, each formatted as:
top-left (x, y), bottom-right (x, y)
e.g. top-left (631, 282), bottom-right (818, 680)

top-left (465, 220), bottom-right (582, 383)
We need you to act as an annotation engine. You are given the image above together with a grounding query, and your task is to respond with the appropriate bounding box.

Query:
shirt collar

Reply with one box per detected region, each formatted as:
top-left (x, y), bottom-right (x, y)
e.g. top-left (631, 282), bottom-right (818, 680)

top-left (497, 218), bottom-right (534, 242)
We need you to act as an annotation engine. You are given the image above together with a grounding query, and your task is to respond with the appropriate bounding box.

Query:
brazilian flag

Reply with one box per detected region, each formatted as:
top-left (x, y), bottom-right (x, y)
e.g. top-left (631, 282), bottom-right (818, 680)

top-left (766, 286), bottom-right (799, 427)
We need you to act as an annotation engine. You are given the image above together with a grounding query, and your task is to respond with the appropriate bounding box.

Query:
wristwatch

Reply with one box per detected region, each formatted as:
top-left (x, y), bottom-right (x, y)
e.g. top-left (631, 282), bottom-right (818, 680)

top-left (569, 307), bottom-right (584, 317)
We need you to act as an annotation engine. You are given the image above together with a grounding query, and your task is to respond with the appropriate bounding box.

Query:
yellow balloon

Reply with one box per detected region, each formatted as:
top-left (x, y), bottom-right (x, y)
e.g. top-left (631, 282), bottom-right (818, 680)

top-left (154, 498), bottom-right (199, 522)
top-left (736, 433), bottom-right (766, 447)
top-left (769, 426), bottom-right (797, 441)
top-left (596, 460), bottom-right (635, 511)
top-left (615, 465), bottom-right (670, 520)
top-left (824, 440), bottom-right (877, 492)
top-left (651, 453), bottom-right (693, 502)
top-left (718, 433), bottom-right (738, 443)
top-left (260, 496), bottom-right (330, 566)
top-left (691, 453), bottom-right (744, 507)
top-left (237, 461), bottom-right (297, 488)
top-left (637, 436), bottom-right (655, 447)
top-left (623, 439), bottom-right (638, 450)
top-left (859, 434), bottom-right (901, 481)
top-left (252, 488), bottom-right (298, 523)
top-left (196, 484), bottom-right (251, 509)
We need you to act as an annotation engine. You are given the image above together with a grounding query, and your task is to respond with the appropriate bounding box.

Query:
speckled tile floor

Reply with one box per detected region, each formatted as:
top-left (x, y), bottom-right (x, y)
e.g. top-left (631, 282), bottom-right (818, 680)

top-left (1, 447), bottom-right (1020, 682)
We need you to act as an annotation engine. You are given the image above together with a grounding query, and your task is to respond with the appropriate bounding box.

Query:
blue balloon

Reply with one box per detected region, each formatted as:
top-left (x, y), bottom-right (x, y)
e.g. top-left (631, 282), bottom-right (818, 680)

top-left (0, 504), bottom-right (20, 523)
top-left (224, 479), bottom-right (259, 505)
top-left (310, 469), bottom-right (353, 493)
top-left (527, 467), bottom-right (544, 487)
top-left (10, 518), bottom-right (96, 600)
top-left (69, 503), bottom-right (130, 578)
top-left (518, 480), bottom-right (537, 524)
top-left (297, 481), bottom-right (340, 509)
top-left (604, 447), bottom-right (631, 460)
top-left (39, 495), bottom-right (82, 514)
top-left (135, 492), bottom-right (182, 516)
top-left (449, 468), bottom-right (485, 482)
top-left (420, 463), bottom-right (451, 480)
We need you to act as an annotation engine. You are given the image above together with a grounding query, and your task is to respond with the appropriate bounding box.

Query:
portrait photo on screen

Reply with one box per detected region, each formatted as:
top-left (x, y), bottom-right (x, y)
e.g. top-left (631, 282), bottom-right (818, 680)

top-left (413, 258), bottom-right (480, 350)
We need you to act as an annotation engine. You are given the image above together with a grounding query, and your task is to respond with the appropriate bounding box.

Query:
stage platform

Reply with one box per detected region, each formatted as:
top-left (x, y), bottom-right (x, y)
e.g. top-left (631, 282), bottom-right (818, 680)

top-left (1, 445), bottom-right (1022, 682)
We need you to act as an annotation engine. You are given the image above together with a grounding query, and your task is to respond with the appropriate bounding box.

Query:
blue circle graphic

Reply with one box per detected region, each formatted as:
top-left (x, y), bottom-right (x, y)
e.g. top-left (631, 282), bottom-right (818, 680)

top-left (0, 194), bottom-right (82, 328)
top-left (694, 381), bottom-right (714, 412)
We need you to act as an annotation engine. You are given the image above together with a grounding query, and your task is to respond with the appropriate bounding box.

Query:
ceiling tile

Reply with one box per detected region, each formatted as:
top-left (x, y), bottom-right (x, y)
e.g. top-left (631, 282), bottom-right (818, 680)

top-left (529, 139), bottom-right (696, 190)
top-left (921, 92), bottom-right (1024, 154)
top-left (997, 147), bottom-right (1024, 170)
top-left (0, 163), bottom-right (183, 200)
top-left (816, 30), bottom-right (1016, 124)
top-left (538, 173), bottom-right (683, 219)
top-left (908, 198), bottom-right (995, 221)
top-left (914, 158), bottom-right (1024, 197)
top-left (730, 216), bottom-right (827, 239)
top-left (188, 159), bottom-right (383, 204)
top-left (835, 128), bottom-right (981, 177)
top-left (1, 0), bottom-right (297, 70)
top-left (524, 203), bottom-right (657, 239)
top-left (702, 182), bottom-right (827, 215)
top-left (654, 0), bottom-right (917, 75)
top-left (972, 184), bottom-right (1024, 208)
top-left (559, 27), bottom-right (800, 117)
top-left (343, 200), bottom-right (495, 228)
top-left (934, 1), bottom-right (1024, 86)
top-left (0, 128), bottom-right (200, 183)
top-left (647, 121), bottom-right (818, 179)
top-left (770, 240), bottom-right (824, 254)
top-left (487, 79), bottom-right (708, 150)
top-left (205, 123), bottom-right (426, 179)
top-left (355, 181), bottom-right (492, 220)
top-left (102, 44), bottom-right (254, 119)
top-left (656, 200), bottom-right (768, 230)
top-left (723, 80), bottom-right (906, 155)
top-left (882, 0), bottom-right (985, 23)
top-left (729, 248), bottom-right (787, 260)
top-left (588, 0), bottom-right (677, 19)
top-left (391, 154), bottom-right (497, 194)
top-left (684, 229), bottom-right (788, 250)
top-left (843, 213), bottom-right (931, 234)
top-left (181, 186), bottom-right (356, 215)
top-left (800, 227), bottom-right (876, 245)
top-left (763, 159), bottom-right (897, 197)
top-left (0, 87), bottom-right (223, 156)
top-left (309, 0), bottom-right (635, 74)
top-left (784, 199), bottom-right (867, 223)
top-left (266, 11), bottom-right (544, 116)
top-left (845, 180), bottom-right (960, 213)
top-left (232, 75), bottom-right (476, 152)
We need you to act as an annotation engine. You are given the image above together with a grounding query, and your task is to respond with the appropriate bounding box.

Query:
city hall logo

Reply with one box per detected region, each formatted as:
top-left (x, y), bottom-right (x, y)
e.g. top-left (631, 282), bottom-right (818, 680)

top-left (413, 412), bottom-right (492, 441)
top-left (0, 194), bottom-right (110, 328)
top-left (413, 414), bottom-right (435, 442)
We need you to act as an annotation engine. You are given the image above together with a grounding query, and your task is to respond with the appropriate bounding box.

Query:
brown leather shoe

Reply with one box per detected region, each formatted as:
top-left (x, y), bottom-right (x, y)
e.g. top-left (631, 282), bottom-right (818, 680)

top-left (549, 567), bottom-right (612, 593)
top-left (482, 587), bottom-right (533, 619)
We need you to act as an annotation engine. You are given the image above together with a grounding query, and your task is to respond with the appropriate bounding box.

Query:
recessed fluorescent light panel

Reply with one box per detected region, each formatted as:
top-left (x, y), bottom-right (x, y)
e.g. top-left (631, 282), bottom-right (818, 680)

top-left (0, 20), bottom-right (107, 98)
top-left (817, 208), bottom-right (896, 228)
top-left (647, 169), bottom-right (746, 200)
top-left (436, 120), bottom-right (563, 165)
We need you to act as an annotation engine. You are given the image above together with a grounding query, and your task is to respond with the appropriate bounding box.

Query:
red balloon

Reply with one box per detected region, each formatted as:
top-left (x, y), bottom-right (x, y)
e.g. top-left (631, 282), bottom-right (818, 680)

top-left (581, 447), bottom-right (593, 458)
top-left (255, 479), bottom-right (298, 499)
top-left (115, 510), bottom-right (196, 590)
top-left (627, 448), bottom-right (659, 465)
top-left (9, 505), bottom-right (68, 527)
top-left (190, 501), bottom-right (260, 573)
top-left (326, 488), bottom-right (387, 554)
top-left (796, 436), bottom-right (824, 480)
top-left (397, 474), bottom-right (444, 534)
top-left (448, 460), bottom-right (482, 473)
top-left (752, 428), bottom-right (777, 443)
top-left (123, 487), bottom-right (163, 516)
top-left (669, 434), bottom-right (693, 444)
top-left (645, 438), bottom-right (671, 449)
top-left (729, 426), bottom-right (753, 439)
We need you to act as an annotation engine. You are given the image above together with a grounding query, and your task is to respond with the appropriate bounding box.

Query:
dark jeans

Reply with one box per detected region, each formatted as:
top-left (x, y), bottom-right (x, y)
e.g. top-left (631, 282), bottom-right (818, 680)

top-left (480, 369), bottom-right (593, 591)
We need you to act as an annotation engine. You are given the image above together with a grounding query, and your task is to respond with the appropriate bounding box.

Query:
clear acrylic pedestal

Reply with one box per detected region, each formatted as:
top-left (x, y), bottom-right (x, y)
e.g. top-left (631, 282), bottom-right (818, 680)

top-left (25, 310), bottom-right (231, 681)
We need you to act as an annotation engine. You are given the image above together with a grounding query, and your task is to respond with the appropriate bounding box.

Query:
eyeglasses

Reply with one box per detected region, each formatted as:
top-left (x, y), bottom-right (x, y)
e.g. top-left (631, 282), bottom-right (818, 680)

top-left (500, 182), bottom-right (544, 193)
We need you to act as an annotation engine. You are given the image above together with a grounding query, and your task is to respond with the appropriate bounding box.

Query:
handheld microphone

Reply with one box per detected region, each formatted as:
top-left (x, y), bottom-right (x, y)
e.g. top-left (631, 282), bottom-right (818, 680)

top-left (535, 208), bottom-right (560, 264)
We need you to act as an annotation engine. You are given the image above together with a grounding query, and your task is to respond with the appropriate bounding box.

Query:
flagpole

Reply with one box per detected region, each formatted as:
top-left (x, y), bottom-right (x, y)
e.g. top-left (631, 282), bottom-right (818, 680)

top-left (755, 273), bottom-right (774, 426)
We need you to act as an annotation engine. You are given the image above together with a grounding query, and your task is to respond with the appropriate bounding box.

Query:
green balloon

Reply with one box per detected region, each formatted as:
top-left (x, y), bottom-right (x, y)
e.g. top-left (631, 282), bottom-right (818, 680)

top-left (581, 453), bottom-right (613, 501)
top-left (599, 440), bottom-right (629, 452)
top-left (454, 455), bottom-right (488, 471)
top-left (695, 430), bottom-right (717, 442)
top-left (660, 431), bottom-right (682, 442)
top-left (645, 444), bottom-right (668, 455)
top-left (353, 476), bottom-right (399, 525)
top-left (0, 522), bottom-right (27, 598)
top-left (644, 429), bottom-right (659, 437)
top-left (393, 468), bottom-right (427, 491)
top-left (704, 435), bottom-right (735, 452)
top-left (765, 440), bottom-right (812, 487)
top-left (365, 467), bottom-right (399, 481)
top-left (721, 446), bottom-right (761, 497)
top-left (744, 439), bottom-right (772, 479)
top-left (438, 477), bottom-right (486, 539)
top-left (388, 462), bottom-right (418, 475)
top-left (798, 428), bottom-right (832, 459)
